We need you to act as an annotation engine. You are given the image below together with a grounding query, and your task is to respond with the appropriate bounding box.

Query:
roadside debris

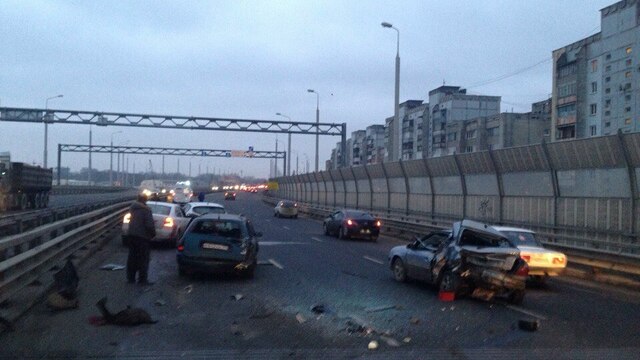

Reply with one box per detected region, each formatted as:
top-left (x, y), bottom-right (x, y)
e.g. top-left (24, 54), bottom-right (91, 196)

top-left (47, 259), bottom-right (80, 311)
top-left (518, 319), bottom-right (540, 332)
top-left (296, 313), bottom-right (306, 324)
top-left (310, 304), bottom-right (326, 314)
top-left (368, 340), bottom-right (379, 350)
top-left (365, 305), bottom-right (397, 313)
top-left (403, 337), bottom-right (412, 343)
top-left (231, 294), bottom-right (244, 301)
top-left (154, 299), bottom-right (166, 306)
top-left (341, 270), bottom-right (368, 279)
top-left (100, 263), bottom-right (125, 271)
top-left (230, 321), bottom-right (242, 336)
top-left (380, 335), bottom-right (401, 347)
top-left (183, 285), bottom-right (194, 294)
top-left (471, 288), bottom-right (495, 302)
top-left (409, 317), bottom-right (420, 325)
top-left (438, 290), bottom-right (455, 302)
top-left (94, 297), bottom-right (157, 326)
top-left (345, 320), bottom-right (366, 335)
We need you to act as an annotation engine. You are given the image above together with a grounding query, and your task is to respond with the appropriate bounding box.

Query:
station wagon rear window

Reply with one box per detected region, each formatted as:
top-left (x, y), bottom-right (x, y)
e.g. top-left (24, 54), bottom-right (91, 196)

top-left (192, 220), bottom-right (244, 238)
top-left (148, 204), bottom-right (171, 215)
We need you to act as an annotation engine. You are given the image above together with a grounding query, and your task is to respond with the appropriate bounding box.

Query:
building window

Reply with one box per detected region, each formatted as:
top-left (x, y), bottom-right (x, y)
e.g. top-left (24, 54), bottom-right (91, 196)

top-left (605, 99), bottom-right (611, 108)
top-left (626, 59), bottom-right (632, 66)
top-left (605, 110), bottom-right (611, 116)
top-left (606, 88), bottom-right (611, 94)
top-left (465, 130), bottom-right (476, 139)
top-left (606, 53), bottom-right (612, 60)
top-left (625, 118), bottom-right (632, 125)
top-left (590, 125), bottom-right (597, 136)
top-left (447, 132), bottom-right (457, 141)
top-left (626, 46), bottom-right (632, 54)
top-left (626, 106), bottom-right (632, 113)
top-left (626, 71), bottom-right (632, 78)
top-left (606, 65), bottom-right (611, 72)
top-left (626, 94), bottom-right (631, 101)
top-left (465, 146), bottom-right (474, 153)
top-left (605, 76), bottom-right (611, 83)
top-left (591, 82), bottom-right (598, 93)
top-left (590, 103), bottom-right (597, 115)
top-left (543, 129), bottom-right (550, 136)
top-left (605, 122), bottom-right (611, 127)
top-left (487, 127), bottom-right (499, 136)
top-left (625, 82), bottom-right (632, 90)
top-left (591, 59), bottom-right (598, 72)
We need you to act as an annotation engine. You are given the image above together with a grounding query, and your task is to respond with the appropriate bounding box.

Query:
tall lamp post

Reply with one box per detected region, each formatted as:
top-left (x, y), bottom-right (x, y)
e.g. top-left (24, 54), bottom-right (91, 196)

top-left (307, 89), bottom-right (320, 172)
top-left (276, 112), bottom-right (292, 176)
top-left (274, 138), bottom-right (284, 178)
top-left (381, 22), bottom-right (400, 162)
top-left (109, 130), bottom-right (122, 185)
top-left (44, 94), bottom-right (63, 168)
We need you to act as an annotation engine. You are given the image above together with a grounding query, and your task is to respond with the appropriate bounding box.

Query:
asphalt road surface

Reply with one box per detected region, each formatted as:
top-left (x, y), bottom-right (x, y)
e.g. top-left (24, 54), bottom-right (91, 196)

top-left (1, 192), bottom-right (639, 359)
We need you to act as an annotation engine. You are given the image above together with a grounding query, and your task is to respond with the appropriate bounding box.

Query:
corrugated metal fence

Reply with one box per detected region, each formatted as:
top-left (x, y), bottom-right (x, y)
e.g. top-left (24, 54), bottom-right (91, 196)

top-left (273, 132), bottom-right (640, 261)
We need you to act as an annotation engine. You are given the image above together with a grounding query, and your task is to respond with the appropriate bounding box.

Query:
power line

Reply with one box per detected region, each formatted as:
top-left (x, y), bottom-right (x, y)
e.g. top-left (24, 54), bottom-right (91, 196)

top-left (467, 57), bottom-right (552, 89)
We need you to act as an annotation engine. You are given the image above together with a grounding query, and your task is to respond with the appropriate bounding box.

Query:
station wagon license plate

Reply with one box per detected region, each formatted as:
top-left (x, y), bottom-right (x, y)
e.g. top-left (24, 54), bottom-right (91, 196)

top-left (202, 243), bottom-right (229, 251)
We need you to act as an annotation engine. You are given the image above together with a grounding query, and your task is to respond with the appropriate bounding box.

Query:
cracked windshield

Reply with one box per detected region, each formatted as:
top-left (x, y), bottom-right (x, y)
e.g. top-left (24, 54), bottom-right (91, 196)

top-left (1, 0), bottom-right (640, 359)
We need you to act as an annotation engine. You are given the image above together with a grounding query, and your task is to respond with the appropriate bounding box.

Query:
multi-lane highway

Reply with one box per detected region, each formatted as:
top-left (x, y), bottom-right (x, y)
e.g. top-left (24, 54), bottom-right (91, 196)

top-left (1, 192), bottom-right (639, 359)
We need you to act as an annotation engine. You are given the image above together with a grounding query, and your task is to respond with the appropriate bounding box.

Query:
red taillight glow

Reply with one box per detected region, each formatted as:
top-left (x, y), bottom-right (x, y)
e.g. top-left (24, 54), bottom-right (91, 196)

top-left (294, 203), bottom-right (298, 207)
top-left (516, 262), bottom-right (529, 277)
top-left (123, 213), bottom-right (131, 224)
top-left (163, 217), bottom-right (174, 228)
top-left (521, 255), bottom-right (531, 263)
top-left (177, 245), bottom-right (184, 252)
top-left (375, 220), bottom-right (382, 227)
top-left (346, 219), bottom-right (354, 226)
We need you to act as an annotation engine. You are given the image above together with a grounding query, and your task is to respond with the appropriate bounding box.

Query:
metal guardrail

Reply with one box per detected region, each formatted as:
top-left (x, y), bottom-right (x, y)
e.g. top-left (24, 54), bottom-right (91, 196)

top-left (50, 186), bottom-right (132, 195)
top-left (0, 195), bottom-right (135, 237)
top-left (0, 202), bottom-right (129, 306)
top-left (263, 196), bottom-right (640, 281)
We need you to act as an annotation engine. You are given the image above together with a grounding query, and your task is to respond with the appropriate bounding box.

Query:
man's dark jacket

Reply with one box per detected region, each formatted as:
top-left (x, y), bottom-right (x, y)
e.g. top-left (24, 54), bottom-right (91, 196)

top-left (127, 201), bottom-right (156, 240)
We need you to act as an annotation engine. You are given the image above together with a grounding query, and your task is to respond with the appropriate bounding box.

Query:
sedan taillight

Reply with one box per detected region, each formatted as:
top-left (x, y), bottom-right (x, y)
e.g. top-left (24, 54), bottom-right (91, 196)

top-left (346, 219), bottom-right (356, 226)
top-left (163, 217), bottom-right (174, 228)
top-left (375, 220), bottom-right (382, 227)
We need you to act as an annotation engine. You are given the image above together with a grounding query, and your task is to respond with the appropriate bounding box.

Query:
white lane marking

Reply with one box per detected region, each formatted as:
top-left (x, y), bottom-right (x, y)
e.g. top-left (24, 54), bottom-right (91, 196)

top-left (504, 305), bottom-right (548, 320)
top-left (283, 226), bottom-right (290, 230)
top-left (311, 237), bottom-right (323, 242)
top-left (363, 256), bottom-right (385, 265)
top-left (268, 258), bottom-right (284, 270)
top-left (259, 241), bottom-right (307, 246)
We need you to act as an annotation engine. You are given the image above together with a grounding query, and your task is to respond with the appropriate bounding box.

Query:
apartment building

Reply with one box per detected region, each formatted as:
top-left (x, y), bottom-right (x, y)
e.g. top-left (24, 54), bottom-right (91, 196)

top-left (365, 125), bottom-right (385, 165)
top-left (552, 0), bottom-right (640, 140)
top-left (384, 100), bottom-right (426, 162)
top-left (428, 86), bottom-right (501, 157)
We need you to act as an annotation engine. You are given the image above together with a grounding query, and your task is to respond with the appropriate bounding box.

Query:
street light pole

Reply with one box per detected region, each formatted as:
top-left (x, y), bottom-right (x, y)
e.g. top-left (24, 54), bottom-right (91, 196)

top-left (307, 89), bottom-right (320, 172)
top-left (382, 22), bottom-right (400, 162)
top-left (44, 94), bottom-right (63, 168)
top-left (276, 112), bottom-right (292, 176)
top-left (109, 131), bottom-right (122, 186)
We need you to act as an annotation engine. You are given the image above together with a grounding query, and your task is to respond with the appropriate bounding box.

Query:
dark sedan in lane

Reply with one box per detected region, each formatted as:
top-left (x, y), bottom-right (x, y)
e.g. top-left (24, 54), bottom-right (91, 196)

top-left (322, 209), bottom-right (381, 241)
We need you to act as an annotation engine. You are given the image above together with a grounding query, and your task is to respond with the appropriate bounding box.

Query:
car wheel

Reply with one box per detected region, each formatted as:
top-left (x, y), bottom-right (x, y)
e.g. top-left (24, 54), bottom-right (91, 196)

top-left (439, 270), bottom-right (460, 294)
top-left (338, 226), bottom-right (349, 240)
top-left (392, 258), bottom-right (407, 282)
top-left (323, 223), bottom-right (330, 236)
top-left (508, 290), bottom-right (525, 305)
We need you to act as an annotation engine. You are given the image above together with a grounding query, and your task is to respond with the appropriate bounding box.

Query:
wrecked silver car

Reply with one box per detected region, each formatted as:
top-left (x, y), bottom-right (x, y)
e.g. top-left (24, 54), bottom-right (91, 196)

top-left (388, 219), bottom-right (528, 304)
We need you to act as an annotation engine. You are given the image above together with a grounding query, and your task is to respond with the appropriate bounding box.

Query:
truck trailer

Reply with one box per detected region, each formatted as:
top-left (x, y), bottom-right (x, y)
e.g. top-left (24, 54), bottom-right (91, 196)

top-left (0, 158), bottom-right (53, 211)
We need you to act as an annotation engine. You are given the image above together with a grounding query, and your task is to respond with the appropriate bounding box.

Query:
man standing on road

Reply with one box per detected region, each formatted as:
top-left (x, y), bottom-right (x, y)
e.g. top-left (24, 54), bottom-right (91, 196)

top-left (126, 194), bottom-right (156, 285)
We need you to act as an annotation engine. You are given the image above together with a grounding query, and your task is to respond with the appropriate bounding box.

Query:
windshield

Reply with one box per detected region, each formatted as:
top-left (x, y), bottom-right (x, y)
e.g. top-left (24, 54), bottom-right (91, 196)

top-left (147, 204), bottom-right (171, 216)
top-left (192, 206), bottom-right (225, 215)
top-left (501, 231), bottom-right (542, 247)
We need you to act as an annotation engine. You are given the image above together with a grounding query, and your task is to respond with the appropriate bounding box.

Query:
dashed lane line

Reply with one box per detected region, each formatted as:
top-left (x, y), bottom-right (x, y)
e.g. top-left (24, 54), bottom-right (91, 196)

top-left (363, 256), bottom-right (385, 265)
top-left (259, 241), bottom-right (307, 246)
top-left (283, 226), bottom-right (290, 230)
top-left (268, 258), bottom-right (284, 270)
top-left (504, 304), bottom-right (548, 320)
top-left (311, 237), bottom-right (323, 242)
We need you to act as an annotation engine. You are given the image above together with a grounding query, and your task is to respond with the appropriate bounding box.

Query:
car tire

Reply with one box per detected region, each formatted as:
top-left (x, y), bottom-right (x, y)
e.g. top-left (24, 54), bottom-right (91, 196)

top-left (338, 226), bottom-right (349, 240)
top-left (323, 223), bottom-right (330, 236)
top-left (439, 270), bottom-right (461, 294)
top-left (392, 258), bottom-right (407, 282)
top-left (509, 290), bottom-right (525, 305)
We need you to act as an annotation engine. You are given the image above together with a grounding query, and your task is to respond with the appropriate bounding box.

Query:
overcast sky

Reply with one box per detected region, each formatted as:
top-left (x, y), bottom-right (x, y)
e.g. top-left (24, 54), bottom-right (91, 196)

top-left (0, 0), bottom-right (614, 179)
